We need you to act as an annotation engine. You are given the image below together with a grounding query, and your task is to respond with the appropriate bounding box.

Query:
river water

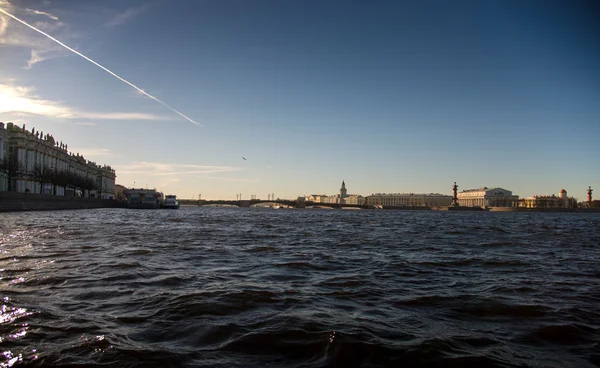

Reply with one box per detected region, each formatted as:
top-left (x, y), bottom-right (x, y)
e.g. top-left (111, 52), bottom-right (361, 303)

top-left (0, 207), bottom-right (599, 367)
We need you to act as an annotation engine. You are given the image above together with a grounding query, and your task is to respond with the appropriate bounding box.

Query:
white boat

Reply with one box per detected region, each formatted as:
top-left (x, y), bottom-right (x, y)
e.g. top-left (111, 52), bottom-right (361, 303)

top-left (162, 195), bottom-right (180, 209)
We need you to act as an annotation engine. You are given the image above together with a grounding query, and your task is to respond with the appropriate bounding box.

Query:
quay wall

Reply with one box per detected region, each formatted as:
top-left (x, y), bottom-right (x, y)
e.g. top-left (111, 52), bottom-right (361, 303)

top-left (432, 206), bottom-right (487, 211)
top-left (489, 207), bottom-right (600, 213)
top-left (0, 192), bottom-right (126, 212)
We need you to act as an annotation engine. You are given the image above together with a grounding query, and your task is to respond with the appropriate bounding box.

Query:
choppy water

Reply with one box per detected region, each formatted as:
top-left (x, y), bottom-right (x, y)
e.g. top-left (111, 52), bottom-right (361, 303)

top-left (1, 207), bottom-right (599, 367)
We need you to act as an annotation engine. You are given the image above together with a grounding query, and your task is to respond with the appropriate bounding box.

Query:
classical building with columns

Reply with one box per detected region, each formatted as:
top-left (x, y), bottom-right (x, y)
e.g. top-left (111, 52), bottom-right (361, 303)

top-left (518, 189), bottom-right (577, 209)
top-left (365, 193), bottom-right (452, 207)
top-left (305, 181), bottom-right (365, 205)
top-left (0, 122), bottom-right (116, 199)
top-left (0, 123), bottom-right (8, 191)
top-left (457, 187), bottom-right (519, 208)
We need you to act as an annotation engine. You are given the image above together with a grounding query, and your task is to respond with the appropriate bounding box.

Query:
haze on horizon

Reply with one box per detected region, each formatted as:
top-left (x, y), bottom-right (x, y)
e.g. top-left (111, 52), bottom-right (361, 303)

top-left (1, 0), bottom-right (598, 200)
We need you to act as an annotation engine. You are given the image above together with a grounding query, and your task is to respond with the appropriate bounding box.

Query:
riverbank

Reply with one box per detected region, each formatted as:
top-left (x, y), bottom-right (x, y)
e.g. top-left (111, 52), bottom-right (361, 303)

top-left (2, 194), bottom-right (598, 213)
top-left (489, 206), bottom-right (600, 213)
top-left (0, 191), bottom-right (126, 212)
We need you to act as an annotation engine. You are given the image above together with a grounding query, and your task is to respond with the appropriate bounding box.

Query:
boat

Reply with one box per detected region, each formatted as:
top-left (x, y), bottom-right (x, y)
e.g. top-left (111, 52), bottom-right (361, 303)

top-left (124, 188), bottom-right (163, 209)
top-left (162, 195), bottom-right (180, 209)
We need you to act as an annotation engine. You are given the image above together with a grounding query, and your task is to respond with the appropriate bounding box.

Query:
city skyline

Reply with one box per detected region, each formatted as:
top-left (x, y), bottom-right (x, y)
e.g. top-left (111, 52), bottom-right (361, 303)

top-left (1, 0), bottom-right (599, 200)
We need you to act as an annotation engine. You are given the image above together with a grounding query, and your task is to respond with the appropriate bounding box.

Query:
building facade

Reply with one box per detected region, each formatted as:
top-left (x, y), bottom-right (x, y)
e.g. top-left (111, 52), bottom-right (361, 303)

top-left (305, 194), bottom-right (330, 203)
top-left (0, 123), bottom-right (8, 191)
top-left (340, 180), bottom-right (347, 203)
top-left (305, 182), bottom-right (365, 205)
top-left (519, 189), bottom-right (577, 209)
top-left (0, 122), bottom-right (116, 199)
top-left (457, 187), bottom-right (518, 208)
top-left (365, 193), bottom-right (452, 207)
top-left (344, 194), bottom-right (365, 205)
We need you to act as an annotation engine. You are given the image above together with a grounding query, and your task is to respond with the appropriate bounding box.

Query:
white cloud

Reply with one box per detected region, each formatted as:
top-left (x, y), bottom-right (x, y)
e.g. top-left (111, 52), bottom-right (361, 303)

top-left (0, 11), bottom-right (7, 35)
top-left (1, 2), bottom-right (67, 67)
top-left (0, 82), bottom-right (167, 121)
top-left (206, 176), bottom-right (260, 183)
top-left (1, 4), bottom-right (64, 45)
top-left (104, 5), bottom-right (148, 27)
top-left (25, 8), bottom-right (59, 21)
top-left (115, 162), bottom-right (242, 177)
top-left (1, 5), bottom-right (201, 126)
top-left (74, 112), bottom-right (166, 120)
top-left (24, 49), bottom-right (45, 69)
top-left (69, 148), bottom-right (111, 156)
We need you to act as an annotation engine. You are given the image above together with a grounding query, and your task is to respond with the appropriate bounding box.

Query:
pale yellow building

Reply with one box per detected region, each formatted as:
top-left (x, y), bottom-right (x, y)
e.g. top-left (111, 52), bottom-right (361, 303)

top-left (0, 123), bottom-right (8, 191)
top-left (1, 122), bottom-right (116, 199)
top-left (365, 193), bottom-right (452, 207)
top-left (519, 189), bottom-right (577, 209)
top-left (306, 194), bottom-right (329, 203)
top-left (305, 181), bottom-right (365, 205)
top-left (344, 194), bottom-right (365, 205)
top-left (457, 187), bottom-right (518, 208)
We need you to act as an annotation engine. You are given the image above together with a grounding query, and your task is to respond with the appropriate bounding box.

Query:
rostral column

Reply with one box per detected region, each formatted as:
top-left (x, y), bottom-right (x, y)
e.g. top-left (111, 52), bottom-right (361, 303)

top-left (452, 182), bottom-right (459, 206)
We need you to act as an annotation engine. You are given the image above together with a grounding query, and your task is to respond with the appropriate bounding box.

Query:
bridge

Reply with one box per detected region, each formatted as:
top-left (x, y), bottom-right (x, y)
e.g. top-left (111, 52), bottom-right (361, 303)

top-left (178, 198), bottom-right (366, 209)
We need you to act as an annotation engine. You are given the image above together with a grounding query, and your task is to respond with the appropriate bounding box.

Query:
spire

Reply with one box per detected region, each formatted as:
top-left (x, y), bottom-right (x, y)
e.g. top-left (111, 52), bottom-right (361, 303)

top-left (340, 180), bottom-right (347, 199)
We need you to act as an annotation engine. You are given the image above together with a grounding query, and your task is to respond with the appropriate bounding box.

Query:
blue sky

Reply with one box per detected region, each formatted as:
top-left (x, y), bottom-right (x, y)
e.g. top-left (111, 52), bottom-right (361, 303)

top-left (1, 0), bottom-right (598, 200)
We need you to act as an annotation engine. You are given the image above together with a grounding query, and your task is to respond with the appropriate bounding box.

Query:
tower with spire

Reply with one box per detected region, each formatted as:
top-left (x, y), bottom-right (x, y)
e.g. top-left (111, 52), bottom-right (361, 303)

top-left (340, 181), bottom-right (347, 205)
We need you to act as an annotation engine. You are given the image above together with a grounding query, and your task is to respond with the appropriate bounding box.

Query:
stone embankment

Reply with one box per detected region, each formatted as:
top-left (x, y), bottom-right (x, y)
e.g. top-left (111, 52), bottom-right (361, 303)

top-left (0, 192), bottom-right (126, 212)
top-left (489, 206), bottom-right (600, 212)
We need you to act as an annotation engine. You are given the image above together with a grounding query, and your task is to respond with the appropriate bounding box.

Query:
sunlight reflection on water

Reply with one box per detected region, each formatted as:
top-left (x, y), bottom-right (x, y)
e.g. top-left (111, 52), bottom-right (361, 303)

top-left (0, 208), bottom-right (598, 367)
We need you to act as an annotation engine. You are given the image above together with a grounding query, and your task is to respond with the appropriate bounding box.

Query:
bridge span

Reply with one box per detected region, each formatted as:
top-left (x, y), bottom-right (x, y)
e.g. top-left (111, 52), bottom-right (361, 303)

top-left (200, 199), bottom-right (308, 208)
top-left (179, 198), bottom-right (365, 209)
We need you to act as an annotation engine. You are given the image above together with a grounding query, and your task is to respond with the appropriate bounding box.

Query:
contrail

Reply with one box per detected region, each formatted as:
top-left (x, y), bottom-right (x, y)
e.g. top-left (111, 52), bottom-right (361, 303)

top-left (0, 7), bottom-right (202, 127)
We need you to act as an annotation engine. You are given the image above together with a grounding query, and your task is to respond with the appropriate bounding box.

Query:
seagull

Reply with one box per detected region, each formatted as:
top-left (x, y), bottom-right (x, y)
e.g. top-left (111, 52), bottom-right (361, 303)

top-left (242, 157), bottom-right (247, 160)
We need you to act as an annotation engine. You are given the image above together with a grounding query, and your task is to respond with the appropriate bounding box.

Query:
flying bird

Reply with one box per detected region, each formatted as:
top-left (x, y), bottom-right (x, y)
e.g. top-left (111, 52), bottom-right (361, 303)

top-left (242, 157), bottom-right (247, 160)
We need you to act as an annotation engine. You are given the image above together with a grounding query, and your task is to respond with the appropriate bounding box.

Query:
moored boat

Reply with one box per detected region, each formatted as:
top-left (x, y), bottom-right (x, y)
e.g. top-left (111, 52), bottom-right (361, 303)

top-left (162, 195), bottom-right (180, 209)
top-left (124, 189), bottom-right (163, 209)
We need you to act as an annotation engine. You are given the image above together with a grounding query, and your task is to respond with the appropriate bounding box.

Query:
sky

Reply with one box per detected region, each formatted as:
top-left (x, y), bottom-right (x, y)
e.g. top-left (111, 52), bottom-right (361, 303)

top-left (1, 0), bottom-right (599, 200)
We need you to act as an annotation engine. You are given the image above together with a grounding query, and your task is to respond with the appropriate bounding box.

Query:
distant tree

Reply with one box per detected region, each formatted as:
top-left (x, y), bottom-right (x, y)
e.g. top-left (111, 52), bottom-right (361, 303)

top-left (79, 175), bottom-right (98, 198)
top-left (51, 169), bottom-right (70, 195)
top-left (72, 174), bottom-right (85, 196)
top-left (66, 171), bottom-right (78, 195)
top-left (31, 163), bottom-right (54, 194)
top-left (0, 151), bottom-right (24, 192)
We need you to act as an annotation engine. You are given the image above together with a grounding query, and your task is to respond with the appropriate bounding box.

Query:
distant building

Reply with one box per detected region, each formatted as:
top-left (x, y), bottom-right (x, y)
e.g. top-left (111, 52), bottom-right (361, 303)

top-left (340, 180), bottom-right (347, 203)
top-left (305, 181), bottom-right (364, 205)
top-left (457, 187), bottom-right (518, 208)
top-left (0, 122), bottom-right (116, 199)
top-left (114, 184), bottom-right (128, 200)
top-left (365, 193), bottom-right (452, 207)
top-left (0, 123), bottom-right (8, 191)
top-left (344, 194), bottom-right (365, 205)
top-left (306, 194), bottom-right (329, 203)
top-left (519, 189), bottom-right (577, 209)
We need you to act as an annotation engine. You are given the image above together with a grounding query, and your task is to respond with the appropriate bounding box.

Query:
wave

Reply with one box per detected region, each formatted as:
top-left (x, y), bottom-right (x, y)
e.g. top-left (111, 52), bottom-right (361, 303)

top-left (1, 209), bottom-right (599, 367)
